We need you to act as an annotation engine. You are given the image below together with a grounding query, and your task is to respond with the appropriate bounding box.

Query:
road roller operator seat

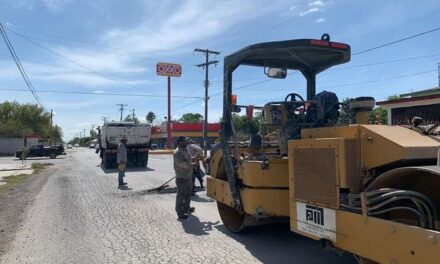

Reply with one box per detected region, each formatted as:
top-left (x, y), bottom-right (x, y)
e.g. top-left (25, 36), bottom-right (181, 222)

top-left (263, 93), bottom-right (307, 155)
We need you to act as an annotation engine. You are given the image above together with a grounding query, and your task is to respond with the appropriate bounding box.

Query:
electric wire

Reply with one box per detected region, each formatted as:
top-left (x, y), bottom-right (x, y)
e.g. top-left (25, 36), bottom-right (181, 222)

top-left (5, 27), bottom-right (162, 94)
top-left (0, 23), bottom-right (43, 106)
top-left (0, 88), bottom-right (202, 99)
top-left (353, 26), bottom-right (440, 55)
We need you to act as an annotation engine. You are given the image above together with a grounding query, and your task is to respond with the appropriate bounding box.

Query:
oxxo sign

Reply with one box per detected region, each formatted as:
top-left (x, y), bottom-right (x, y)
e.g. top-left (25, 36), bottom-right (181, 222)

top-left (156, 62), bottom-right (182, 77)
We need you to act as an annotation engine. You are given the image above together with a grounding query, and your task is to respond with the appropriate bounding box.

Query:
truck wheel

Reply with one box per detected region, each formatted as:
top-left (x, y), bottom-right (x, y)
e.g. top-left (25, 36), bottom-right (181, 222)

top-left (144, 152), bottom-right (149, 167)
top-left (103, 153), bottom-right (109, 169)
top-left (50, 153), bottom-right (56, 159)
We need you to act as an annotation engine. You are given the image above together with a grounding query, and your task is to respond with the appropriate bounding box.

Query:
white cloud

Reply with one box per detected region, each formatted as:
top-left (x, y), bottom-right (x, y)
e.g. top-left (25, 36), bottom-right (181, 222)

top-left (299, 7), bottom-right (320, 16)
top-left (316, 18), bottom-right (326, 23)
top-left (41, 0), bottom-right (72, 12)
top-left (289, 5), bottom-right (298, 11)
top-left (76, 122), bottom-right (92, 127)
top-left (309, 0), bottom-right (325, 7)
top-left (101, 0), bottom-right (271, 54)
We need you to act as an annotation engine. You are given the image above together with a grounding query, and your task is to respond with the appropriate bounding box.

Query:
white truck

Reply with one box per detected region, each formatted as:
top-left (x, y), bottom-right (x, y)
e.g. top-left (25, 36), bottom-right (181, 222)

top-left (97, 122), bottom-right (151, 169)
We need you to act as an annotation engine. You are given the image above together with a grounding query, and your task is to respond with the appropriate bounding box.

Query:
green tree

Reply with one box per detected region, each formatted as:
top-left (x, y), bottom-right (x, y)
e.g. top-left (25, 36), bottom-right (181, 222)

top-left (90, 129), bottom-right (97, 139)
top-left (338, 98), bottom-right (353, 124)
top-left (369, 107), bottom-right (388, 124)
top-left (146, 111), bottom-right (156, 124)
top-left (231, 113), bottom-right (261, 137)
top-left (124, 114), bottom-right (140, 124)
top-left (0, 101), bottom-right (54, 139)
top-left (179, 113), bottom-right (203, 123)
top-left (387, 94), bottom-right (400, 101)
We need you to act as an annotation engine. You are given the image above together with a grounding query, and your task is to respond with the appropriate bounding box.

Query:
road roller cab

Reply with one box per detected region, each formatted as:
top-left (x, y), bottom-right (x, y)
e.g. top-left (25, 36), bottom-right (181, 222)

top-left (207, 34), bottom-right (440, 263)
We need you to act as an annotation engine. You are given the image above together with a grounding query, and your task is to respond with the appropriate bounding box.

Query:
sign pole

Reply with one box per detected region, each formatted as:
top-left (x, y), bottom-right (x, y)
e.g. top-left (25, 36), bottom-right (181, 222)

top-left (167, 75), bottom-right (172, 149)
top-left (156, 62), bottom-right (182, 149)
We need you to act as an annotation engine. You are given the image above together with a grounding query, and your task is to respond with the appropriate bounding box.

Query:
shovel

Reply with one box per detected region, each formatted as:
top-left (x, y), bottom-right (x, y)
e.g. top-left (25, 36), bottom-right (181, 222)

top-left (146, 176), bottom-right (176, 193)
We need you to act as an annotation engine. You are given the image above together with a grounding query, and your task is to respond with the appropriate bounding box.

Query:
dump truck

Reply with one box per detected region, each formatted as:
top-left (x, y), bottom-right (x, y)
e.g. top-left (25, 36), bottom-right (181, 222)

top-left (97, 121), bottom-right (151, 169)
top-left (206, 34), bottom-right (440, 264)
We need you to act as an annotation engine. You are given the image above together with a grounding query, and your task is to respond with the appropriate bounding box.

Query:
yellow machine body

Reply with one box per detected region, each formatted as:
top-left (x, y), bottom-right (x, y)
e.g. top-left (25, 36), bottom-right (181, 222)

top-left (207, 125), bottom-right (440, 263)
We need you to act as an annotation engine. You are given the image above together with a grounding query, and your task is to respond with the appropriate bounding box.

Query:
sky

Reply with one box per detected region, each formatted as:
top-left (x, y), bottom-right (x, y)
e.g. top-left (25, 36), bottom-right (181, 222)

top-left (1, 0), bottom-right (440, 141)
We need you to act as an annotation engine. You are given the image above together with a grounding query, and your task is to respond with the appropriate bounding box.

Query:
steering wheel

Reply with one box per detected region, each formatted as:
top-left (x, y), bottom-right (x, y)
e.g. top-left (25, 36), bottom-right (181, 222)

top-left (284, 93), bottom-right (305, 102)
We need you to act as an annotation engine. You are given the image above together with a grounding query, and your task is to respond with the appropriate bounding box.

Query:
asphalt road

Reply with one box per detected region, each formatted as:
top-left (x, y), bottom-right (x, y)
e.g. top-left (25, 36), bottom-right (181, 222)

top-left (0, 148), bottom-right (356, 264)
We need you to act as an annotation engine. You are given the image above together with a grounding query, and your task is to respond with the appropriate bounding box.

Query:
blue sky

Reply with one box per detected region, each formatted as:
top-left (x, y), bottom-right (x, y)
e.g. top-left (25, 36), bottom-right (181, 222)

top-left (1, 0), bottom-right (440, 141)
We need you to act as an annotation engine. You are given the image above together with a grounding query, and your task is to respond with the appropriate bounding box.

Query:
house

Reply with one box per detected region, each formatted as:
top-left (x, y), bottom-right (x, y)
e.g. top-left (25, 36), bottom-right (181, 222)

top-left (376, 87), bottom-right (440, 125)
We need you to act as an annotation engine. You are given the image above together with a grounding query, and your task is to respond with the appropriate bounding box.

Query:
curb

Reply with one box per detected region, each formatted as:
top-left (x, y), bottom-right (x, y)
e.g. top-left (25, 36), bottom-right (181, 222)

top-left (149, 150), bottom-right (174, 155)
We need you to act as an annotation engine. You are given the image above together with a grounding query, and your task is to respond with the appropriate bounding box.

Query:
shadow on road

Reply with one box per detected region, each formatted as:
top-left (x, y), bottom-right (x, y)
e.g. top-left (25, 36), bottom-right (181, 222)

top-left (14, 157), bottom-right (65, 161)
top-left (215, 223), bottom-right (356, 264)
top-left (180, 214), bottom-right (220, 236)
top-left (191, 194), bottom-right (214, 203)
top-left (100, 166), bottom-right (155, 174)
top-left (118, 185), bottom-right (132, 191)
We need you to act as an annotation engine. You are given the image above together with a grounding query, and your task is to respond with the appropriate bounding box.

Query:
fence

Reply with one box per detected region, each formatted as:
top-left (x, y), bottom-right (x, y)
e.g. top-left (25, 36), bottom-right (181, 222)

top-left (0, 138), bottom-right (39, 155)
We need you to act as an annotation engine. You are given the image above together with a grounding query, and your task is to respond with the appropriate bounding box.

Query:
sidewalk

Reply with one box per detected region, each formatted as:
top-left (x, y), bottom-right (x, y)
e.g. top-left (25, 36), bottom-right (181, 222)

top-left (0, 163), bottom-right (33, 186)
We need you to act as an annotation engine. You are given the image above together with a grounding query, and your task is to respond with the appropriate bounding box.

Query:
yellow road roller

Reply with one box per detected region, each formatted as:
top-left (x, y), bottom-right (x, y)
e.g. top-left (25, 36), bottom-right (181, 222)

top-left (206, 34), bottom-right (440, 264)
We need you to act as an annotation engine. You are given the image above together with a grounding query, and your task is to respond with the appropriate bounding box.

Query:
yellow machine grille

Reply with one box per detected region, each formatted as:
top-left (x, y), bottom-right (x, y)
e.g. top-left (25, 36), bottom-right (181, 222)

top-left (293, 148), bottom-right (338, 208)
top-left (343, 139), bottom-right (360, 192)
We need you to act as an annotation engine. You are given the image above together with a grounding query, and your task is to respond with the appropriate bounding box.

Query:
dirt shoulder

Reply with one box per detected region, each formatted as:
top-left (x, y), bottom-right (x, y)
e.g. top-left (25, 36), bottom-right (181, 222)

top-left (0, 166), bottom-right (55, 257)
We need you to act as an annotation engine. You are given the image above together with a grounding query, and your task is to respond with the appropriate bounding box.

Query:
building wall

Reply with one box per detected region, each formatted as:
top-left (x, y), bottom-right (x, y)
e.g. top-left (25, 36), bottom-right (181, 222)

top-left (380, 98), bottom-right (440, 125)
top-left (0, 138), bottom-right (40, 155)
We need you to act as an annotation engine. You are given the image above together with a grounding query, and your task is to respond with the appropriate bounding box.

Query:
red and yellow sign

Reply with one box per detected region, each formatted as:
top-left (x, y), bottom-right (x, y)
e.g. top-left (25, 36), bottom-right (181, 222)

top-left (156, 62), bottom-right (182, 77)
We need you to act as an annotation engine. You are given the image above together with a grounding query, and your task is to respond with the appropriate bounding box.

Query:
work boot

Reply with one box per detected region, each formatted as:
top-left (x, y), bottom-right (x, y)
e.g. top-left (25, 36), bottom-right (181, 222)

top-left (186, 207), bottom-right (195, 213)
top-left (118, 182), bottom-right (127, 186)
top-left (178, 214), bottom-right (188, 220)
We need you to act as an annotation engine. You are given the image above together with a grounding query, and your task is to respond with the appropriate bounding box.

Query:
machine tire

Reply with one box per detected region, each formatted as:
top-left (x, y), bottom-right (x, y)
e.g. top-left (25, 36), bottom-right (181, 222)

top-left (212, 152), bottom-right (248, 233)
top-left (144, 152), bottom-right (149, 167)
top-left (49, 152), bottom-right (56, 159)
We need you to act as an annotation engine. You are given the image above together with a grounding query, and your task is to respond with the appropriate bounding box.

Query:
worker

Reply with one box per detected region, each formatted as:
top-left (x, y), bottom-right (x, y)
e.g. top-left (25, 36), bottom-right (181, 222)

top-left (204, 139), bottom-right (221, 175)
top-left (187, 140), bottom-right (205, 192)
top-left (174, 136), bottom-right (195, 220)
top-left (117, 137), bottom-right (128, 187)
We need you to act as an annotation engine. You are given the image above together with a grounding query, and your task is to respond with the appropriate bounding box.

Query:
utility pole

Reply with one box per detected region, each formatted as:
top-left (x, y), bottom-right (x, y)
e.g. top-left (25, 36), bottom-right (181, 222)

top-left (101, 116), bottom-right (108, 123)
top-left (50, 109), bottom-right (53, 145)
top-left (131, 109), bottom-right (136, 121)
top-left (194, 48), bottom-right (220, 156)
top-left (82, 128), bottom-right (86, 146)
top-left (116, 104), bottom-right (128, 122)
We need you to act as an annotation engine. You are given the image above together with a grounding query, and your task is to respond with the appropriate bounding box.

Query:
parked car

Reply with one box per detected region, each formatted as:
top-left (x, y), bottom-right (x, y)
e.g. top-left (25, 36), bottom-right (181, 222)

top-left (150, 143), bottom-right (158, 150)
top-left (67, 144), bottom-right (73, 149)
top-left (74, 143), bottom-right (79, 147)
top-left (89, 144), bottom-right (95, 149)
top-left (15, 144), bottom-right (66, 159)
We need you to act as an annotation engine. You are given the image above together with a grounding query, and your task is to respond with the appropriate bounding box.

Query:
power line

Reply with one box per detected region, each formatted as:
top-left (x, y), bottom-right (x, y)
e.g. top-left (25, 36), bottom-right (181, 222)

top-left (0, 88), bottom-right (203, 98)
top-left (116, 104), bottom-right (128, 122)
top-left (156, 98), bottom-right (203, 118)
top-left (3, 24), bottom-right (155, 59)
top-left (0, 22), bottom-right (43, 106)
top-left (353, 26), bottom-right (440, 55)
top-left (194, 48), bottom-right (220, 155)
top-left (321, 69), bottom-right (437, 89)
top-left (5, 27), bottom-right (160, 94)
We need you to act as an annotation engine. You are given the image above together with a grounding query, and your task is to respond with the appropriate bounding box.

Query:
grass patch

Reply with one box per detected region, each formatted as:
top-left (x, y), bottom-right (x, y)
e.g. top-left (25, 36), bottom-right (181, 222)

top-left (0, 174), bottom-right (30, 196)
top-left (31, 163), bottom-right (45, 170)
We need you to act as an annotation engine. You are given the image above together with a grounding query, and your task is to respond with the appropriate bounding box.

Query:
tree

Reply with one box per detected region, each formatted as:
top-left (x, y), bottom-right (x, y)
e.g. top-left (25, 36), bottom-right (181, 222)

top-left (89, 129), bottom-right (97, 139)
top-left (0, 101), bottom-right (55, 139)
top-left (369, 107), bottom-right (388, 124)
top-left (146, 111), bottom-right (156, 124)
top-left (179, 113), bottom-right (203, 123)
top-left (124, 114), bottom-right (140, 124)
top-left (231, 113), bottom-right (261, 137)
top-left (387, 94), bottom-right (400, 101)
top-left (338, 98), bottom-right (353, 124)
